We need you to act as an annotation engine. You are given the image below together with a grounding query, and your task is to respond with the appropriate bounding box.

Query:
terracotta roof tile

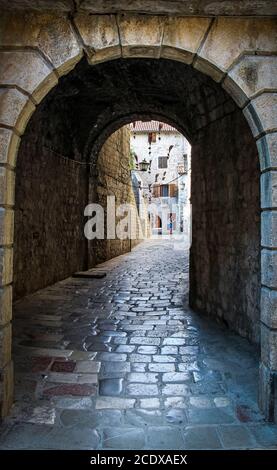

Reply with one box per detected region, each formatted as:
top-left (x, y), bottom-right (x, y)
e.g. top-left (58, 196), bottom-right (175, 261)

top-left (130, 120), bottom-right (177, 132)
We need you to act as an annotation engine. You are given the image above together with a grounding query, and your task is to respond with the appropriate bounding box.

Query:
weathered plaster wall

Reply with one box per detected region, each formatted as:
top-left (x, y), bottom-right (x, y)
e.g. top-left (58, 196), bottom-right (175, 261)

top-left (190, 109), bottom-right (260, 344)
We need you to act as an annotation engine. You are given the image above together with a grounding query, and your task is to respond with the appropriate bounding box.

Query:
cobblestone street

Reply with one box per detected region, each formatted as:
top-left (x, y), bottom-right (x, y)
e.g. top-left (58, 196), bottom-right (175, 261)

top-left (0, 240), bottom-right (276, 450)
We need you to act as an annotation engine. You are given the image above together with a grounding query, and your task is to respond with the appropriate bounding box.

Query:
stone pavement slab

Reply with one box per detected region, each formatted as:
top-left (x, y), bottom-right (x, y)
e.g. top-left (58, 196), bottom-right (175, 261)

top-left (1, 240), bottom-right (277, 449)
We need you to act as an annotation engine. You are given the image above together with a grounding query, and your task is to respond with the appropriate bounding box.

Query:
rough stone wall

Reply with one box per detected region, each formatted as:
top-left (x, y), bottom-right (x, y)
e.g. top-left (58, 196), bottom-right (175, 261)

top-left (190, 109), bottom-right (260, 344)
top-left (2, 1), bottom-right (277, 16)
top-left (14, 121), bottom-right (141, 300)
top-left (88, 126), bottom-right (142, 267)
top-left (13, 107), bottom-right (88, 299)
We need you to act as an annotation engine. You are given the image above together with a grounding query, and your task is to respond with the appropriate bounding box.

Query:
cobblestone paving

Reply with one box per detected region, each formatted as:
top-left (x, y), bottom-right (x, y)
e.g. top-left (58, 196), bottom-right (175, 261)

top-left (1, 239), bottom-right (277, 449)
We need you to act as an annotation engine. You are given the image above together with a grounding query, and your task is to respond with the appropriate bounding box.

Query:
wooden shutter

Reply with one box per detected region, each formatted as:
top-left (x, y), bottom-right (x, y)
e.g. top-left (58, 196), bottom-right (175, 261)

top-left (152, 184), bottom-right (160, 197)
top-left (169, 184), bottom-right (178, 197)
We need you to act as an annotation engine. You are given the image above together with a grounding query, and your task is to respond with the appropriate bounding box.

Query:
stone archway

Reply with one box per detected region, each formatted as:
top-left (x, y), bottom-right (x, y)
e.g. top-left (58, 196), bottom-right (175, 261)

top-left (0, 12), bottom-right (276, 422)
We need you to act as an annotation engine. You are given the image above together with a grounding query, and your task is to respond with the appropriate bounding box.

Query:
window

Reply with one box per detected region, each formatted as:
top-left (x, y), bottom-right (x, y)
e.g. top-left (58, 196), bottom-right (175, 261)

top-left (183, 154), bottom-right (188, 172)
top-left (158, 156), bottom-right (168, 169)
top-left (160, 184), bottom-right (169, 197)
top-left (148, 132), bottom-right (156, 143)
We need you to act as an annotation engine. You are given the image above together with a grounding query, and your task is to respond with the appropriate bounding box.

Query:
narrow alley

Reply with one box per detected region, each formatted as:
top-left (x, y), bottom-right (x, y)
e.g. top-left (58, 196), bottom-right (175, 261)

top-left (0, 240), bottom-right (276, 450)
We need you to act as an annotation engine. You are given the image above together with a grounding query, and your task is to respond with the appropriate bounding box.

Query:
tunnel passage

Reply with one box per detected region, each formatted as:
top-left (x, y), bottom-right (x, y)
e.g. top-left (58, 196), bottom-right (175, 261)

top-left (13, 119), bottom-right (136, 299)
top-left (14, 57), bottom-right (260, 343)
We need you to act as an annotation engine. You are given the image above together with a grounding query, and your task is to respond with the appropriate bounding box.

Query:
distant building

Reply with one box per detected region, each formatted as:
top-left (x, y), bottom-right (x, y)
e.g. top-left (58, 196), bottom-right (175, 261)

top-left (130, 121), bottom-right (191, 240)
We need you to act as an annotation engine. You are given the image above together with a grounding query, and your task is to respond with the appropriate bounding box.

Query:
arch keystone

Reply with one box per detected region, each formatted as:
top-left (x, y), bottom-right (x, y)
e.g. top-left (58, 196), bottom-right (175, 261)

top-left (74, 14), bottom-right (121, 65)
top-left (118, 14), bottom-right (165, 58)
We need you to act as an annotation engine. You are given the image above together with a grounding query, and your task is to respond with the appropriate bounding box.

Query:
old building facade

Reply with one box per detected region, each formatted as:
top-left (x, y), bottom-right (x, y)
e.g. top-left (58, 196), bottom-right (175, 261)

top-left (130, 120), bottom-right (191, 238)
top-left (0, 1), bottom-right (276, 423)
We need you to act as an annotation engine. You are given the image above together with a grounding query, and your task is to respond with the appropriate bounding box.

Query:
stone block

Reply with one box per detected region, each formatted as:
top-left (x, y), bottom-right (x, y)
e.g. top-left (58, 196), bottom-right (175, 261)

top-left (228, 56), bottom-right (277, 100)
top-left (162, 372), bottom-right (190, 382)
top-left (244, 93), bottom-right (277, 138)
top-left (217, 424), bottom-right (256, 448)
top-left (139, 398), bottom-right (160, 408)
top-left (193, 57), bottom-right (224, 83)
top-left (0, 88), bottom-right (35, 135)
top-left (261, 323), bottom-right (277, 370)
top-left (257, 133), bottom-right (277, 171)
top-left (118, 14), bottom-right (165, 58)
top-left (0, 128), bottom-right (20, 168)
top-left (243, 102), bottom-right (263, 137)
top-left (0, 167), bottom-right (15, 206)
top-left (0, 247), bottom-right (13, 286)
top-left (261, 248), bottom-right (277, 289)
top-left (199, 18), bottom-right (277, 72)
top-left (161, 17), bottom-right (211, 64)
top-left (261, 287), bottom-right (277, 329)
top-left (249, 424), bottom-right (277, 447)
top-left (78, 1), bottom-right (277, 16)
top-left (222, 76), bottom-right (249, 108)
top-left (43, 383), bottom-right (97, 397)
top-left (102, 427), bottom-right (145, 449)
top-left (0, 322), bottom-right (11, 369)
top-left (162, 383), bottom-right (189, 395)
top-left (0, 12), bottom-right (82, 75)
top-left (0, 286), bottom-right (12, 326)
top-left (99, 378), bottom-right (123, 396)
top-left (95, 397), bottom-right (135, 410)
top-left (32, 71), bottom-right (58, 105)
top-left (0, 360), bottom-right (13, 417)
top-left (187, 407), bottom-right (236, 425)
top-left (183, 425), bottom-right (222, 449)
top-left (127, 372), bottom-right (158, 383)
top-left (259, 361), bottom-right (277, 422)
top-left (261, 170), bottom-right (277, 209)
top-left (126, 383), bottom-right (158, 396)
top-left (0, 208), bottom-right (14, 245)
top-left (0, 51), bottom-right (55, 104)
top-left (74, 14), bottom-right (121, 64)
top-left (147, 426), bottom-right (185, 450)
top-left (261, 211), bottom-right (277, 248)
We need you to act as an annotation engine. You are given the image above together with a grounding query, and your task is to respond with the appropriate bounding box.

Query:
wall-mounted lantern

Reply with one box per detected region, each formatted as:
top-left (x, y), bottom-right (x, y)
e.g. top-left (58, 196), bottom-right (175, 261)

top-left (138, 159), bottom-right (150, 172)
